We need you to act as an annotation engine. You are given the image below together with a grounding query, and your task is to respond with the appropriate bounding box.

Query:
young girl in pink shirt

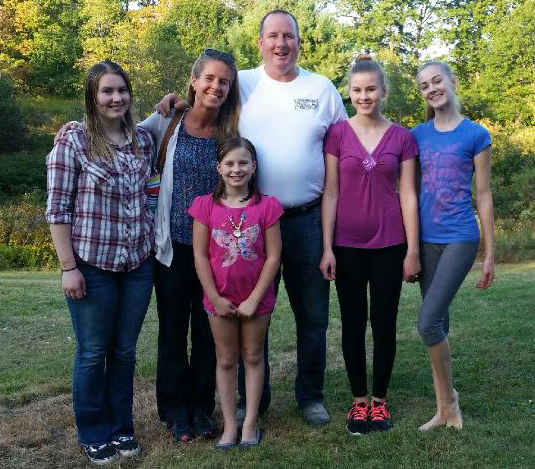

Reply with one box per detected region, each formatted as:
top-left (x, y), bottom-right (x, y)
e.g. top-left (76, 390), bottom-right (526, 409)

top-left (189, 137), bottom-right (282, 449)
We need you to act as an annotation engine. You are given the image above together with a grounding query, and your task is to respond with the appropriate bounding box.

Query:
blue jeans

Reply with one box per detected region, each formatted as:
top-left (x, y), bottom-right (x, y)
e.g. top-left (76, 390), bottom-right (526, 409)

top-left (238, 205), bottom-right (329, 408)
top-left (67, 257), bottom-right (153, 445)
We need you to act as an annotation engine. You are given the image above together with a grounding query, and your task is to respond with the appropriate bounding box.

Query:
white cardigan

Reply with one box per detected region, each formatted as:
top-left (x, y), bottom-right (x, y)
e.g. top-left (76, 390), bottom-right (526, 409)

top-left (139, 110), bottom-right (184, 267)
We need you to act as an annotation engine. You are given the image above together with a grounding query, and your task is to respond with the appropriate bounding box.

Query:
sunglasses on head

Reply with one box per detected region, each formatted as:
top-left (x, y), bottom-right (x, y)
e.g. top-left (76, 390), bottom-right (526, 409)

top-left (202, 49), bottom-right (235, 62)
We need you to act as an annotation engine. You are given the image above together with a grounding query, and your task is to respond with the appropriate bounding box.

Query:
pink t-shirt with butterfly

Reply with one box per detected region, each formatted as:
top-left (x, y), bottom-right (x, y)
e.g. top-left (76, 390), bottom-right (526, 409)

top-left (188, 194), bottom-right (283, 316)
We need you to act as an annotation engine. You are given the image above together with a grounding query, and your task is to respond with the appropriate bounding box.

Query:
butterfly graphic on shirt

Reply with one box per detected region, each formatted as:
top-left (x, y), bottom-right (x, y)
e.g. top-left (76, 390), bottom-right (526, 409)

top-left (212, 224), bottom-right (259, 267)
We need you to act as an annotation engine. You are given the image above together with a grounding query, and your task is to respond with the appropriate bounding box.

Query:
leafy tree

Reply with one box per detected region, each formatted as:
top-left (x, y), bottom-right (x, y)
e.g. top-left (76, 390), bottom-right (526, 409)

top-left (157, 0), bottom-right (237, 59)
top-left (477, 0), bottom-right (535, 125)
top-left (78, 0), bottom-right (125, 69)
top-left (110, 7), bottom-right (191, 117)
top-left (0, 0), bottom-right (82, 94)
top-left (334, 0), bottom-right (439, 64)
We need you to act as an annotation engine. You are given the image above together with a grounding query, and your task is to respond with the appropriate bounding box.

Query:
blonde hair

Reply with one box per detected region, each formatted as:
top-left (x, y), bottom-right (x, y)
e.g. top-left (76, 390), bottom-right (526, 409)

top-left (350, 54), bottom-right (386, 87)
top-left (84, 61), bottom-right (139, 161)
top-left (186, 52), bottom-right (240, 142)
top-left (417, 61), bottom-right (460, 121)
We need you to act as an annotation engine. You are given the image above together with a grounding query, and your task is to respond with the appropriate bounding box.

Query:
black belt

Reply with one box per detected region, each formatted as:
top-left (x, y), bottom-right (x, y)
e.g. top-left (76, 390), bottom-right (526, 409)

top-left (282, 197), bottom-right (322, 219)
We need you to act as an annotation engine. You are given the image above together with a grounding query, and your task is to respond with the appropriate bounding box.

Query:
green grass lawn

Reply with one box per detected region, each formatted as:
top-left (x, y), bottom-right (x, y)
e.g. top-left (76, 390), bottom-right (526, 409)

top-left (1, 263), bottom-right (534, 468)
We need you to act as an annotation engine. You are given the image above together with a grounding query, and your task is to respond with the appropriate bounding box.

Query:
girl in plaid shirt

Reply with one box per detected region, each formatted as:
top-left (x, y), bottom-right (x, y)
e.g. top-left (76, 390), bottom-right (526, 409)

top-left (46, 61), bottom-right (155, 465)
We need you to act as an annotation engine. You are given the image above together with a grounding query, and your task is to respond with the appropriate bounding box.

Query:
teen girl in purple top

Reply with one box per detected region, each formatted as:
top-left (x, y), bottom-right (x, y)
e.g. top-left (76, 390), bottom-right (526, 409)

top-left (321, 56), bottom-right (420, 435)
top-left (413, 61), bottom-right (494, 431)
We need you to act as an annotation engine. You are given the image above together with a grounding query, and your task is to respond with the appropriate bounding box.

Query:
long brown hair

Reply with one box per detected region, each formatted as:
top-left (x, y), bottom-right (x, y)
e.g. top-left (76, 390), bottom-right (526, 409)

top-left (84, 60), bottom-right (139, 161)
top-left (186, 51), bottom-right (240, 142)
top-left (417, 61), bottom-right (460, 121)
top-left (213, 137), bottom-right (260, 204)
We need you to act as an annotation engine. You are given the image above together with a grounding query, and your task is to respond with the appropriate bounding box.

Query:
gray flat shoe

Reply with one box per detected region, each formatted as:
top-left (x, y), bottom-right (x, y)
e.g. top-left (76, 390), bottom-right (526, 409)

top-left (215, 439), bottom-right (237, 451)
top-left (238, 427), bottom-right (262, 449)
top-left (301, 402), bottom-right (330, 425)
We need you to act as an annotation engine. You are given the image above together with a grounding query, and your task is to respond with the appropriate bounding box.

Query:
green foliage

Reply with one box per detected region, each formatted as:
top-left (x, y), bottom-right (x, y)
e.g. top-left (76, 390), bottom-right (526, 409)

top-left (0, 191), bottom-right (57, 269)
top-left (482, 120), bottom-right (535, 219)
top-left (159, 0), bottom-right (237, 58)
top-left (478, 0), bottom-right (535, 125)
top-left (17, 95), bottom-right (83, 153)
top-left (0, 0), bottom-right (83, 94)
top-left (494, 219), bottom-right (535, 262)
top-left (0, 153), bottom-right (46, 199)
top-left (0, 244), bottom-right (58, 270)
top-left (0, 74), bottom-right (25, 152)
top-left (334, 0), bottom-right (439, 64)
top-left (78, 0), bottom-right (126, 69)
top-left (379, 52), bottom-right (425, 127)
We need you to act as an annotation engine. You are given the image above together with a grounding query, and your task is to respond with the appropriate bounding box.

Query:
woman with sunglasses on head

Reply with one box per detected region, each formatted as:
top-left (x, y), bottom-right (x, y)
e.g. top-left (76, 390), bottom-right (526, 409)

top-left (139, 49), bottom-right (240, 441)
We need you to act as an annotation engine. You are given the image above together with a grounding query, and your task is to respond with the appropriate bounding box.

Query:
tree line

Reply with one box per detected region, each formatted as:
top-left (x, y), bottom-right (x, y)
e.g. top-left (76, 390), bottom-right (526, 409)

top-left (1, 0), bottom-right (534, 125)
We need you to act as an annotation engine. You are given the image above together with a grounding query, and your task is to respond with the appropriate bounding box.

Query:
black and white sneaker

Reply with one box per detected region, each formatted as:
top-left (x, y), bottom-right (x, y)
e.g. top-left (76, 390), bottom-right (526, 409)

top-left (111, 436), bottom-right (141, 457)
top-left (82, 443), bottom-right (119, 465)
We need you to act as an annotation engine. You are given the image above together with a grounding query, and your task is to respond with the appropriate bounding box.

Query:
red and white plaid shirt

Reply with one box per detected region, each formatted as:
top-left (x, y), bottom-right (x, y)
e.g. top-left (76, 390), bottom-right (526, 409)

top-left (46, 126), bottom-right (155, 272)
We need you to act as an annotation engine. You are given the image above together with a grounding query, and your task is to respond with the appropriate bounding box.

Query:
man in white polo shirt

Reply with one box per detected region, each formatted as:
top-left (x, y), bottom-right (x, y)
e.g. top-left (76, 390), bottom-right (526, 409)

top-left (236, 9), bottom-right (347, 425)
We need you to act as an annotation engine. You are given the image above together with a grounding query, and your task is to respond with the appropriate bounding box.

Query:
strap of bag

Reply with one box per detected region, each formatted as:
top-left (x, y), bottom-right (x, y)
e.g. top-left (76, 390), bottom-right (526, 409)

top-left (155, 109), bottom-right (185, 173)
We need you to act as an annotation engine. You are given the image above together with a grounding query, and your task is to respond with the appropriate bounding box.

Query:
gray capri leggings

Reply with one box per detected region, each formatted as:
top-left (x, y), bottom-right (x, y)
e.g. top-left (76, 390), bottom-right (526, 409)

top-left (418, 241), bottom-right (479, 346)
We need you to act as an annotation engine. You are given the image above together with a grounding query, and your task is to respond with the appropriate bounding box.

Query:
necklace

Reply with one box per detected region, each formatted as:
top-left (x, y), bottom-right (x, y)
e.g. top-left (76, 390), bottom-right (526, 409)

top-left (227, 211), bottom-right (246, 238)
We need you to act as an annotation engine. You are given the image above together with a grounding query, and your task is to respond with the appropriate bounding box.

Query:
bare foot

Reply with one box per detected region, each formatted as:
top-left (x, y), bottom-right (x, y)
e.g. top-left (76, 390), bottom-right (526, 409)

top-left (419, 390), bottom-right (463, 431)
top-left (445, 389), bottom-right (463, 429)
top-left (419, 413), bottom-right (447, 431)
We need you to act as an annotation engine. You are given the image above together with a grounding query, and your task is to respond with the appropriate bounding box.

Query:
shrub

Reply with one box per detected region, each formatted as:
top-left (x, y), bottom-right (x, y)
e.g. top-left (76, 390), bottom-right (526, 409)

top-left (0, 154), bottom-right (47, 199)
top-left (494, 219), bottom-right (535, 263)
top-left (0, 74), bottom-right (25, 153)
top-left (0, 191), bottom-right (58, 270)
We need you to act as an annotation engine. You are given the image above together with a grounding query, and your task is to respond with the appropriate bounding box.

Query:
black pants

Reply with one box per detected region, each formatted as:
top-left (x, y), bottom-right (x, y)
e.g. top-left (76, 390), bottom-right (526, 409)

top-left (334, 243), bottom-right (406, 399)
top-left (154, 242), bottom-right (216, 422)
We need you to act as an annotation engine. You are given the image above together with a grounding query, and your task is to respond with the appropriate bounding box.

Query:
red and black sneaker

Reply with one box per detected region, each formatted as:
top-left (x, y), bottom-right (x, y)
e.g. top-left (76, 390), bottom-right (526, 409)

top-left (346, 402), bottom-right (369, 436)
top-left (369, 400), bottom-right (393, 432)
top-left (167, 410), bottom-right (194, 442)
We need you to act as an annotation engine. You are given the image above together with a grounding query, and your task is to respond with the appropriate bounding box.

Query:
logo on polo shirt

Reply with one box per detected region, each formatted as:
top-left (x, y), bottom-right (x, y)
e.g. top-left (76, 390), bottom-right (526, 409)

top-left (294, 98), bottom-right (318, 110)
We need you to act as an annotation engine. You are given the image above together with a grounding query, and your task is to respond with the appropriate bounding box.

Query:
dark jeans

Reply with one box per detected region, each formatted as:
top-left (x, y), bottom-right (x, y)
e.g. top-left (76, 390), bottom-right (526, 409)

top-left (67, 257), bottom-right (153, 445)
top-left (334, 244), bottom-right (406, 399)
top-left (154, 242), bottom-right (216, 422)
top-left (238, 205), bottom-right (329, 409)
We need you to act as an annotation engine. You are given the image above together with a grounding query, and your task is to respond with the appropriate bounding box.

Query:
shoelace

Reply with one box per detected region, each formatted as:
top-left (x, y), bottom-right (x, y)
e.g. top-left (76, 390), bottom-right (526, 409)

top-left (347, 403), bottom-right (368, 421)
top-left (370, 402), bottom-right (390, 421)
top-left (87, 444), bottom-right (108, 453)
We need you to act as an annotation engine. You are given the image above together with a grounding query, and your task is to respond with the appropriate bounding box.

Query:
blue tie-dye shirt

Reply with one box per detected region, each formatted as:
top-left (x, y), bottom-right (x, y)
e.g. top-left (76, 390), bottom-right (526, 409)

top-left (412, 118), bottom-right (491, 243)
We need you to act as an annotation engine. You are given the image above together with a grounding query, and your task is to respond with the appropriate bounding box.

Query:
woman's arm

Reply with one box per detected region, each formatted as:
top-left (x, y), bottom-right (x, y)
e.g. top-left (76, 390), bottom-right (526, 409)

top-left (474, 146), bottom-right (494, 289)
top-left (47, 135), bottom-right (86, 298)
top-left (399, 158), bottom-right (421, 282)
top-left (237, 221), bottom-right (282, 318)
top-left (192, 220), bottom-right (236, 316)
top-left (319, 153), bottom-right (339, 281)
top-left (49, 224), bottom-right (86, 298)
